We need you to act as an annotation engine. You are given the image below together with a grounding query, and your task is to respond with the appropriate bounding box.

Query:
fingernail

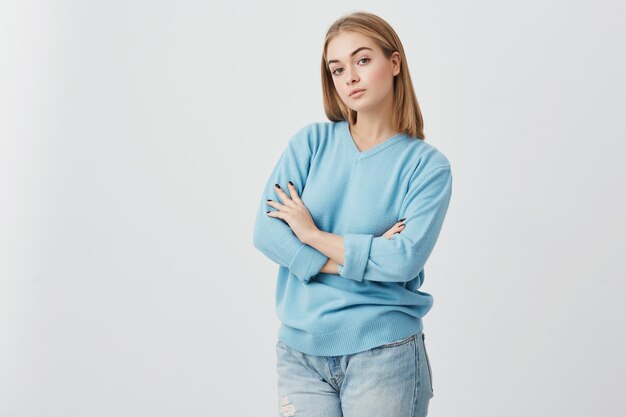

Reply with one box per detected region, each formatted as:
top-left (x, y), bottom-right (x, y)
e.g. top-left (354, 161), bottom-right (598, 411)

top-left (275, 183), bottom-right (281, 189)
top-left (288, 181), bottom-right (294, 186)
top-left (267, 199), bottom-right (272, 202)
top-left (266, 210), bottom-right (270, 213)
top-left (399, 217), bottom-right (406, 222)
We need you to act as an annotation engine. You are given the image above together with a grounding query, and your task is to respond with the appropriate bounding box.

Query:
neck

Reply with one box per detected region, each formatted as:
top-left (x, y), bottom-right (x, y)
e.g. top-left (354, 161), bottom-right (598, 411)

top-left (350, 94), bottom-right (399, 145)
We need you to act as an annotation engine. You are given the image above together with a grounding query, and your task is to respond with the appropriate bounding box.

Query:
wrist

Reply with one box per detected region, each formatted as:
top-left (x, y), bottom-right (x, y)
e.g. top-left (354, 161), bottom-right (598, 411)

top-left (303, 228), bottom-right (322, 246)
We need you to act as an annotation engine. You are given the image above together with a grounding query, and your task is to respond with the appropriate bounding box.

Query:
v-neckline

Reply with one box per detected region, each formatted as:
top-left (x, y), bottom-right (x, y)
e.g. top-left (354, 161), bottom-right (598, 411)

top-left (342, 120), bottom-right (408, 160)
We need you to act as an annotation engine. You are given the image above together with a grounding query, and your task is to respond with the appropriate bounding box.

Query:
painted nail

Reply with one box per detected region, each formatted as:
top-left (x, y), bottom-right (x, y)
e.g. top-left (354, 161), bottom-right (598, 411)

top-left (399, 217), bottom-right (406, 222)
top-left (288, 181), bottom-right (294, 186)
top-left (275, 183), bottom-right (281, 189)
top-left (267, 199), bottom-right (273, 202)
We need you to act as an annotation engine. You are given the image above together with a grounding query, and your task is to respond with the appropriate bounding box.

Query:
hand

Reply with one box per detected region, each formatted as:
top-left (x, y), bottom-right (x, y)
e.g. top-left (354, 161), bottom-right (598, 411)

top-left (320, 258), bottom-right (339, 274)
top-left (266, 181), bottom-right (320, 244)
top-left (319, 218), bottom-right (406, 276)
top-left (381, 218), bottom-right (406, 239)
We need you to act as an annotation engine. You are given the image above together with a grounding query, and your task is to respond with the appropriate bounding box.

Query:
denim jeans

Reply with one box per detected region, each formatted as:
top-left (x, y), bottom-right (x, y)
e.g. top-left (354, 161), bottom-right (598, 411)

top-left (276, 331), bottom-right (434, 417)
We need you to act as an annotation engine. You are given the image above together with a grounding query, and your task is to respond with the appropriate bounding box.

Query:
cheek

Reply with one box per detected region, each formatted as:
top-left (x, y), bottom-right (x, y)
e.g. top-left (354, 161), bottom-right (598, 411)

top-left (332, 78), bottom-right (345, 95)
top-left (370, 64), bottom-right (391, 83)
top-left (366, 65), bottom-right (394, 95)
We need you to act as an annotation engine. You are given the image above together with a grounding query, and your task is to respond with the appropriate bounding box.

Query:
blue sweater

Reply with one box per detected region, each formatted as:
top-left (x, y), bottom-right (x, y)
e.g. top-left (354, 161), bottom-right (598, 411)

top-left (253, 120), bottom-right (453, 356)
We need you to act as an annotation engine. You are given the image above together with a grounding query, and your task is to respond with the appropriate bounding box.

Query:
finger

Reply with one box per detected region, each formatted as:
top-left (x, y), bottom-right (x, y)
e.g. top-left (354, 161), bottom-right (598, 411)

top-left (266, 199), bottom-right (289, 212)
top-left (388, 224), bottom-right (405, 236)
top-left (267, 210), bottom-right (290, 226)
top-left (287, 181), bottom-right (304, 205)
top-left (266, 209), bottom-right (285, 221)
top-left (384, 223), bottom-right (404, 238)
top-left (274, 183), bottom-right (298, 207)
top-left (383, 223), bottom-right (400, 236)
top-left (384, 227), bottom-right (403, 239)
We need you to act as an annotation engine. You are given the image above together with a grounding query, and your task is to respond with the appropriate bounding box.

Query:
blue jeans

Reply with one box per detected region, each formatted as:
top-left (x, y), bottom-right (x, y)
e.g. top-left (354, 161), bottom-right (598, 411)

top-left (276, 330), bottom-right (434, 417)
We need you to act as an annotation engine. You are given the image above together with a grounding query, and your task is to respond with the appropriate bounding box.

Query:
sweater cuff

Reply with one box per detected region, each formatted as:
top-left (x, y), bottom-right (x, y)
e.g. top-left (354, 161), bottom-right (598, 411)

top-left (289, 243), bottom-right (329, 284)
top-left (338, 233), bottom-right (373, 282)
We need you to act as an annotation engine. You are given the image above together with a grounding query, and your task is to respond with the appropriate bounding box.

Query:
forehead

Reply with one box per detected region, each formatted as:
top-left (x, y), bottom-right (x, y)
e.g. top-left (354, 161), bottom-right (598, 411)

top-left (326, 31), bottom-right (378, 62)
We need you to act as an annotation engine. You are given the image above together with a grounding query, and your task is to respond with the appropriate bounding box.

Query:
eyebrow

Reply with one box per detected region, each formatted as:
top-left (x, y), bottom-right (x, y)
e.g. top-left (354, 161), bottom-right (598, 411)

top-left (327, 47), bottom-right (373, 66)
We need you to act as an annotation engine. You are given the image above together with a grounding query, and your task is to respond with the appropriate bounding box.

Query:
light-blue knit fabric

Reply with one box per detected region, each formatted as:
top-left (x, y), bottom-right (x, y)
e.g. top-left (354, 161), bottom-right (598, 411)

top-left (253, 120), bottom-right (453, 356)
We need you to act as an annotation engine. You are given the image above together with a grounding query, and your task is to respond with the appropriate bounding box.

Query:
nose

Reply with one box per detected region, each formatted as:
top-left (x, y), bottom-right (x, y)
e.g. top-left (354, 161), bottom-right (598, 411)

top-left (345, 65), bottom-right (359, 85)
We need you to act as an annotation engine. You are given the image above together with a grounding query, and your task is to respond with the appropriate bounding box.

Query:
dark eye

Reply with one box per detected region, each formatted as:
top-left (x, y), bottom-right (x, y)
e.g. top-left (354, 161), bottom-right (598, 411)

top-left (330, 58), bottom-right (370, 76)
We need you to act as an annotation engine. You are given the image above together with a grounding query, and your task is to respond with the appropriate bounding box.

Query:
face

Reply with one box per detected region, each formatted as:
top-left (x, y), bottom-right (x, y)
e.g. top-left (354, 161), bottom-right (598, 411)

top-left (326, 31), bottom-right (400, 113)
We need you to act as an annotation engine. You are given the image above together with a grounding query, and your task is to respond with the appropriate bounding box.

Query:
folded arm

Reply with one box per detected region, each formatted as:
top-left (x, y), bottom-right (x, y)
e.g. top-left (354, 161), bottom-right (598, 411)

top-left (252, 124), bottom-right (329, 284)
top-left (336, 165), bottom-right (453, 283)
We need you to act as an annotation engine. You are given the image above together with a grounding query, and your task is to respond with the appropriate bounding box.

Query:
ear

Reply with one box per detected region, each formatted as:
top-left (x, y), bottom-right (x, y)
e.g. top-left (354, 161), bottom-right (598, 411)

top-left (391, 51), bottom-right (401, 76)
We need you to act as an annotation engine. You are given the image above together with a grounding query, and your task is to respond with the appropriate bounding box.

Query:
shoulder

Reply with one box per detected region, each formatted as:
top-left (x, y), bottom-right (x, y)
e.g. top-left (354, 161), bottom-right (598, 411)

top-left (292, 121), bottom-right (340, 139)
top-left (287, 120), bottom-right (340, 151)
top-left (402, 137), bottom-right (452, 184)
top-left (406, 136), bottom-right (451, 167)
top-left (405, 136), bottom-right (450, 164)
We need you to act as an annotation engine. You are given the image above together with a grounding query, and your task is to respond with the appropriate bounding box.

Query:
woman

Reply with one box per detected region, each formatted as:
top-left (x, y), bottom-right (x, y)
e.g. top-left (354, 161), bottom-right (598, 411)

top-left (252, 11), bottom-right (452, 417)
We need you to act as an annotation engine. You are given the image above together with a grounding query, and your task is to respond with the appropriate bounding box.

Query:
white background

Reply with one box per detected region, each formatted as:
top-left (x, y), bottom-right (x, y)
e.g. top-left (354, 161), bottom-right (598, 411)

top-left (1, 1), bottom-right (625, 416)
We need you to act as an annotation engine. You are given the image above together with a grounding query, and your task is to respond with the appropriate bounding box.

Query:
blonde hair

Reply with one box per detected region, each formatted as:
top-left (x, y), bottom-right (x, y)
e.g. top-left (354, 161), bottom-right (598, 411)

top-left (321, 12), bottom-right (425, 140)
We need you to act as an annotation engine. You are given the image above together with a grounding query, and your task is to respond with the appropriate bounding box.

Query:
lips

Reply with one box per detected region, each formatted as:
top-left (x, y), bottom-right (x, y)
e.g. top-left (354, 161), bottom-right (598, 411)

top-left (350, 88), bottom-right (366, 96)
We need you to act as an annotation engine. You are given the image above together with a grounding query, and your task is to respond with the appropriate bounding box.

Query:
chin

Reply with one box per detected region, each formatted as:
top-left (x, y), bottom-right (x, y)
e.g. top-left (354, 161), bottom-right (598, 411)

top-left (351, 103), bottom-right (377, 113)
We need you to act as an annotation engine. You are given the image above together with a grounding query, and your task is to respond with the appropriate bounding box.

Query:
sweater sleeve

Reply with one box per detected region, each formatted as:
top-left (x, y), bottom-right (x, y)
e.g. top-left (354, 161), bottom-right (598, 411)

top-left (337, 165), bottom-right (453, 283)
top-left (252, 124), bottom-right (329, 284)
